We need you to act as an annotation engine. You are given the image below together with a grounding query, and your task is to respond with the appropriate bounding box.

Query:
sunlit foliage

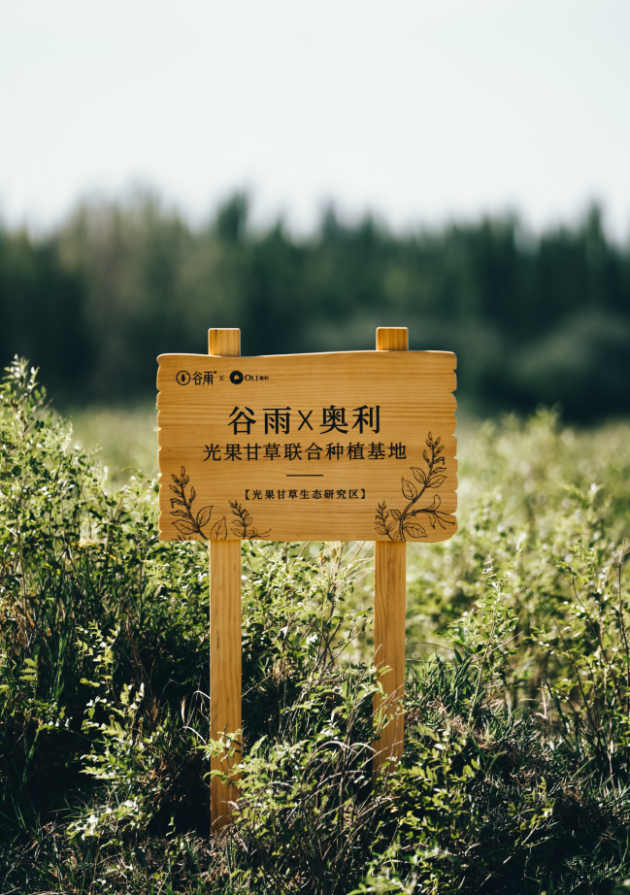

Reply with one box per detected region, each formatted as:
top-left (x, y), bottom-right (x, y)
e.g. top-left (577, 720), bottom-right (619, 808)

top-left (1, 359), bottom-right (630, 893)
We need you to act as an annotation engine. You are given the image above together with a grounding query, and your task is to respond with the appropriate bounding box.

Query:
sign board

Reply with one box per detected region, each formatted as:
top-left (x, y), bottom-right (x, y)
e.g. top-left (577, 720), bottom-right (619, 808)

top-left (157, 350), bottom-right (457, 543)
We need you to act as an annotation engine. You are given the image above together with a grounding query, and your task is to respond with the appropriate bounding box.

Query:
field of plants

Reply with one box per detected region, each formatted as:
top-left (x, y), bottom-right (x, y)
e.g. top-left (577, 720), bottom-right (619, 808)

top-left (1, 357), bottom-right (630, 894)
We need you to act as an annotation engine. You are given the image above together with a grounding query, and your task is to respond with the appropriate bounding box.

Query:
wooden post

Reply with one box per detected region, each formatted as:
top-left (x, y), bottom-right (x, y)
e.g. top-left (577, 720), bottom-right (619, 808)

top-left (208, 328), bottom-right (242, 831)
top-left (373, 327), bottom-right (408, 770)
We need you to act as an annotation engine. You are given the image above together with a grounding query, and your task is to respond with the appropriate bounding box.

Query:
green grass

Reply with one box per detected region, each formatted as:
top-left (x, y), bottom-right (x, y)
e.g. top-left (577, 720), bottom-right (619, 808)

top-left (64, 402), bottom-right (159, 488)
top-left (2, 359), bottom-right (630, 894)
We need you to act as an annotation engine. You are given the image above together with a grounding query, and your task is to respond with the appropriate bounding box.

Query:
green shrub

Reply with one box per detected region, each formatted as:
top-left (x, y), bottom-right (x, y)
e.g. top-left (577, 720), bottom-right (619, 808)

top-left (1, 358), bottom-right (630, 894)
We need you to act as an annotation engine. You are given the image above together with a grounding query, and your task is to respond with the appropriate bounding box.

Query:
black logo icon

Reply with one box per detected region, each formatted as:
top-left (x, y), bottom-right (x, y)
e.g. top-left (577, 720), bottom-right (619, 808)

top-left (230, 370), bottom-right (244, 384)
top-left (176, 370), bottom-right (191, 385)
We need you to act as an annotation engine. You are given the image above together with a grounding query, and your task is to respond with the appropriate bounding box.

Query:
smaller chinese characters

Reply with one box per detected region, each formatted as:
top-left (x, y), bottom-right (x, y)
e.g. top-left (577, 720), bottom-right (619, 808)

top-left (245, 488), bottom-right (366, 500)
top-left (192, 371), bottom-right (215, 385)
top-left (202, 442), bottom-right (407, 461)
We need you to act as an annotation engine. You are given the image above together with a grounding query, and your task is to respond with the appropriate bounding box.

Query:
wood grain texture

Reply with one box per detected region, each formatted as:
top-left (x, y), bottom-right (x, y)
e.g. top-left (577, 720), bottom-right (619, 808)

top-left (157, 350), bottom-right (457, 543)
top-left (209, 539), bottom-right (242, 831)
top-left (208, 329), bottom-right (241, 832)
top-left (373, 541), bottom-right (406, 769)
top-left (209, 328), bottom-right (241, 358)
top-left (373, 328), bottom-right (408, 772)
top-left (376, 327), bottom-right (409, 351)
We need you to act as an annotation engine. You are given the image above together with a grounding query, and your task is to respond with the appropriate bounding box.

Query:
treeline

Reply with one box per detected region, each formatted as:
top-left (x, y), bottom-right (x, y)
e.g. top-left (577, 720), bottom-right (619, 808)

top-left (1, 192), bottom-right (629, 418)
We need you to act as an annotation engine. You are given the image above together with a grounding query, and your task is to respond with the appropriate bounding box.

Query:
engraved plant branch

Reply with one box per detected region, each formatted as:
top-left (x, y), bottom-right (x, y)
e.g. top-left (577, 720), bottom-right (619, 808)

top-left (229, 501), bottom-right (271, 539)
top-left (375, 432), bottom-right (455, 542)
top-left (169, 467), bottom-right (227, 540)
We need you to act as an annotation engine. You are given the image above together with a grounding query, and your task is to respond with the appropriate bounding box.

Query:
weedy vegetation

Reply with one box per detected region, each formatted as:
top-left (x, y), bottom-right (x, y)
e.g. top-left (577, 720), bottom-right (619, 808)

top-left (1, 357), bottom-right (630, 894)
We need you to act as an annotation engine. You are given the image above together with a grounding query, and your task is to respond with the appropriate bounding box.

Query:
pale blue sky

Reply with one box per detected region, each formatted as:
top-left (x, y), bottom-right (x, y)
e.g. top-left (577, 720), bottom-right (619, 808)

top-left (1, 0), bottom-right (629, 236)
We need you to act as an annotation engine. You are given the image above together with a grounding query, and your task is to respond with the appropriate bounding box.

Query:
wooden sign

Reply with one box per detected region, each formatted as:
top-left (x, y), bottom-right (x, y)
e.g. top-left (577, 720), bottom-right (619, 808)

top-left (156, 327), bottom-right (458, 833)
top-left (157, 351), bottom-right (457, 543)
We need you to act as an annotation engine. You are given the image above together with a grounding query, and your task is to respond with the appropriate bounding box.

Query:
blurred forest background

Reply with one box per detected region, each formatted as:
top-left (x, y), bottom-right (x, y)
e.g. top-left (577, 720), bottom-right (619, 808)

top-left (1, 192), bottom-right (629, 421)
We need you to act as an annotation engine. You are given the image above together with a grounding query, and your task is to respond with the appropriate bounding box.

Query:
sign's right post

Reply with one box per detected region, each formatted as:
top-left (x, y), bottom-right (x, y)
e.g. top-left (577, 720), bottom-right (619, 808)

top-left (373, 326), bottom-right (408, 770)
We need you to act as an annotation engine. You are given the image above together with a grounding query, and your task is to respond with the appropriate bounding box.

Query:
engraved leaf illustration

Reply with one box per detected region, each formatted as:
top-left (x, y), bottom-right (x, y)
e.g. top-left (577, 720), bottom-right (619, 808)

top-left (196, 505), bottom-right (213, 528)
top-left (228, 500), bottom-right (268, 538)
top-left (404, 523), bottom-right (427, 539)
top-left (411, 467), bottom-right (427, 485)
top-left (173, 519), bottom-right (196, 536)
top-left (401, 478), bottom-right (418, 500)
top-left (374, 434), bottom-right (455, 542)
top-left (189, 485), bottom-right (196, 503)
top-left (211, 516), bottom-right (228, 540)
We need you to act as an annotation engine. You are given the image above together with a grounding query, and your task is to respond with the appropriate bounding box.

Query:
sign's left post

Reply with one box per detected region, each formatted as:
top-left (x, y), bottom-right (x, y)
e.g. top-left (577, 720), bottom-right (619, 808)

top-left (208, 328), bottom-right (242, 832)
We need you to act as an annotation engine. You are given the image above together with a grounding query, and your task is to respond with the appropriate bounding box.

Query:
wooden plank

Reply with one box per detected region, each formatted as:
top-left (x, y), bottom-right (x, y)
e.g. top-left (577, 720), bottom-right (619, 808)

top-left (157, 350), bottom-right (458, 543)
top-left (209, 539), bottom-right (241, 831)
top-left (373, 328), bottom-right (408, 771)
top-left (208, 329), bottom-right (242, 832)
top-left (373, 540), bottom-right (407, 769)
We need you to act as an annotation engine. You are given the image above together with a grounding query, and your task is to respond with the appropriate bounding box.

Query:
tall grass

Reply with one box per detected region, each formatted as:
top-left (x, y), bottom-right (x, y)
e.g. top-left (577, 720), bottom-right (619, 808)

top-left (65, 402), bottom-right (159, 488)
top-left (1, 358), bottom-right (630, 894)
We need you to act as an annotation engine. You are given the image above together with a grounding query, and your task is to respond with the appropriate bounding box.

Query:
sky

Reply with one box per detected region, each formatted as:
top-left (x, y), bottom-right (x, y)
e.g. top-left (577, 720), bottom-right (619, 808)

top-left (1, 0), bottom-right (629, 236)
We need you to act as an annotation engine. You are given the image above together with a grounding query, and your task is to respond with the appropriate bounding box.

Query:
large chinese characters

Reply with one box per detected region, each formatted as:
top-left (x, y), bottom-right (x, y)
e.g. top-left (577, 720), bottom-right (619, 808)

top-left (203, 403), bottom-right (406, 464)
top-left (229, 402), bottom-right (379, 434)
top-left (157, 350), bottom-right (457, 542)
